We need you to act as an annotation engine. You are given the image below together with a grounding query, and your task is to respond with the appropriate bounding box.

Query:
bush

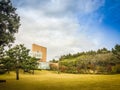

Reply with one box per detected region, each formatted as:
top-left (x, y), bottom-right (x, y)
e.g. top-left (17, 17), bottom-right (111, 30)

top-left (50, 64), bottom-right (58, 71)
top-left (116, 64), bottom-right (120, 73)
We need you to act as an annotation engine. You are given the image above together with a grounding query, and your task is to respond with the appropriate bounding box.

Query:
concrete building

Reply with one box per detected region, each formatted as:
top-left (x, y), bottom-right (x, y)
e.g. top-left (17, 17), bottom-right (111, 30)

top-left (31, 44), bottom-right (47, 62)
top-left (30, 44), bottom-right (57, 70)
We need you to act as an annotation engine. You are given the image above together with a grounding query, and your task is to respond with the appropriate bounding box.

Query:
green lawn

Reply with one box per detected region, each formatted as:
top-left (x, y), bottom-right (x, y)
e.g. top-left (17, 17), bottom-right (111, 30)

top-left (0, 70), bottom-right (120, 90)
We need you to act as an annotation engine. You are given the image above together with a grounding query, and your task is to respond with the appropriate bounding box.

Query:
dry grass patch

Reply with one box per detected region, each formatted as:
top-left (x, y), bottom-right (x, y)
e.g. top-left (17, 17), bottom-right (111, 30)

top-left (0, 70), bottom-right (120, 90)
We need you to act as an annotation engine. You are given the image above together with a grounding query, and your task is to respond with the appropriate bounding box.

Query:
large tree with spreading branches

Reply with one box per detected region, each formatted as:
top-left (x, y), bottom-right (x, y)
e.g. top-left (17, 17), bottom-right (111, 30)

top-left (0, 0), bottom-right (20, 56)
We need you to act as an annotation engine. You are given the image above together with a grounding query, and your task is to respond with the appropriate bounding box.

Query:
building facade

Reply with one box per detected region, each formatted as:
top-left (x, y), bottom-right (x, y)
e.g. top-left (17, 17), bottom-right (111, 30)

top-left (31, 44), bottom-right (47, 62)
top-left (31, 44), bottom-right (57, 70)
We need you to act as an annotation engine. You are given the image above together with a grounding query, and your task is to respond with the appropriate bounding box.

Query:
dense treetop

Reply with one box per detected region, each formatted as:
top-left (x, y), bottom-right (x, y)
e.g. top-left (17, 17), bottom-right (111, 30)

top-left (0, 0), bottom-right (20, 47)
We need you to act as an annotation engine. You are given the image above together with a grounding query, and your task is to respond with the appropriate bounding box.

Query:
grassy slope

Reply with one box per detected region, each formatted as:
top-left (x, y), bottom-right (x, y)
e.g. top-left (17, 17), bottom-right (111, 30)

top-left (0, 70), bottom-right (120, 90)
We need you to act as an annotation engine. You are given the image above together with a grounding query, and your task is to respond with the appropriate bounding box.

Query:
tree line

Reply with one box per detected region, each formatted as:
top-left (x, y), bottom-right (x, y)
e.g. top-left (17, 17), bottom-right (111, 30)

top-left (58, 45), bottom-right (120, 74)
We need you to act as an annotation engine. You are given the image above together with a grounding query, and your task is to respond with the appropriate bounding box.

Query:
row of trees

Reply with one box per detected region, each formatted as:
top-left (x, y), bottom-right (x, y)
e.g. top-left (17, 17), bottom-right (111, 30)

top-left (59, 48), bottom-right (110, 60)
top-left (58, 45), bottom-right (120, 74)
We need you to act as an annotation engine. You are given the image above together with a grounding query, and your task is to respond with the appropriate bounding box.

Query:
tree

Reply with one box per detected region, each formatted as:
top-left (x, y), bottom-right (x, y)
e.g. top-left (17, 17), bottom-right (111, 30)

top-left (112, 44), bottom-right (120, 61)
top-left (22, 57), bottom-right (38, 74)
top-left (2, 56), bottom-right (14, 73)
top-left (50, 59), bottom-right (58, 63)
top-left (0, 46), bottom-right (4, 63)
top-left (97, 48), bottom-right (110, 54)
top-left (6, 44), bottom-right (30, 80)
top-left (28, 57), bottom-right (38, 74)
top-left (0, 0), bottom-right (20, 47)
top-left (0, 0), bottom-right (20, 64)
top-left (0, 0), bottom-right (20, 73)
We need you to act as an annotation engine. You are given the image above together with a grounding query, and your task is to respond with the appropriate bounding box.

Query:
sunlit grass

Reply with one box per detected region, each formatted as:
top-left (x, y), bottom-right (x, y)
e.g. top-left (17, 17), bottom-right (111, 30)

top-left (0, 70), bottom-right (120, 90)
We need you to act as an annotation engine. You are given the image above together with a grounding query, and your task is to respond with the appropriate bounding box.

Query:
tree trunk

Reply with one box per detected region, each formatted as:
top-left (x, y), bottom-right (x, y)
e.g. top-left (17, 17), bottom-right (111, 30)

top-left (16, 68), bottom-right (19, 80)
top-left (32, 69), bottom-right (34, 74)
top-left (7, 70), bottom-right (10, 74)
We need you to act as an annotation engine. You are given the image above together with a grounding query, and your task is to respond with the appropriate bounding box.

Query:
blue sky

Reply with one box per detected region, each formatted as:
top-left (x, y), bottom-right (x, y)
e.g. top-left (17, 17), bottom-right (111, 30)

top-left (11, 0), bottom-right (120, 60)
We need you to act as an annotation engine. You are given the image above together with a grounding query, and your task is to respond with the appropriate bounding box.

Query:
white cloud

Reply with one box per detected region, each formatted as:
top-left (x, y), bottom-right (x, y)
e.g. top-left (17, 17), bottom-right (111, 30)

top-left (77, 0), bottom-right (105, 13)
top-left (14, 0), bottom-right (105, 60)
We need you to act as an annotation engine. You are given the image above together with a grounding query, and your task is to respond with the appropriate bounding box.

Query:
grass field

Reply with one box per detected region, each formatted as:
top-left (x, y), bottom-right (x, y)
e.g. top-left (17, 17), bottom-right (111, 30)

top-left (0, 70), bottom-right (120, 90)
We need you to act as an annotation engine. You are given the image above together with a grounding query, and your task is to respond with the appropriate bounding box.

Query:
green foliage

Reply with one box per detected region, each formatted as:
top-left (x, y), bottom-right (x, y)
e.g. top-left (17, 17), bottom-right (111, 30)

top-left (112, 44), bottom-right (120, 63)
top-left (0, 64), bottom-right (6, 74)
top-left (0, 0), bottom-right (20, 74)
top-left (22, 57), bottom-right (38, 74)
top-left (116, 64), bottom-right (120, 73)
top-left (97, 48), bottom-right (110, 54)
top-left (59, 48), bottom-right (110, 61)
top-left (50, 59), bottom-right (58, 63)
top-left (6, 44), bottom-right (30, 80)
top-left (59, 44), bottom-right (120, 74)
top-left (6, 44), bottom-right (30, 63)
top-left (0, 46), bottom-right (4, 59)
top-left (1, 56), bottom-right (14, 73)
top-left (0, 0), bottom-right (20, 47)
top-left (0, 43), bottom-right (38, 76)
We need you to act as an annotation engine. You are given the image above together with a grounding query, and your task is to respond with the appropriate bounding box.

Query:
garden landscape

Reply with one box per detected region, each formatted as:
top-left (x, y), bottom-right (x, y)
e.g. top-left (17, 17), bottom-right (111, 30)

top-left (0, 0), bottom-right (120, 90)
